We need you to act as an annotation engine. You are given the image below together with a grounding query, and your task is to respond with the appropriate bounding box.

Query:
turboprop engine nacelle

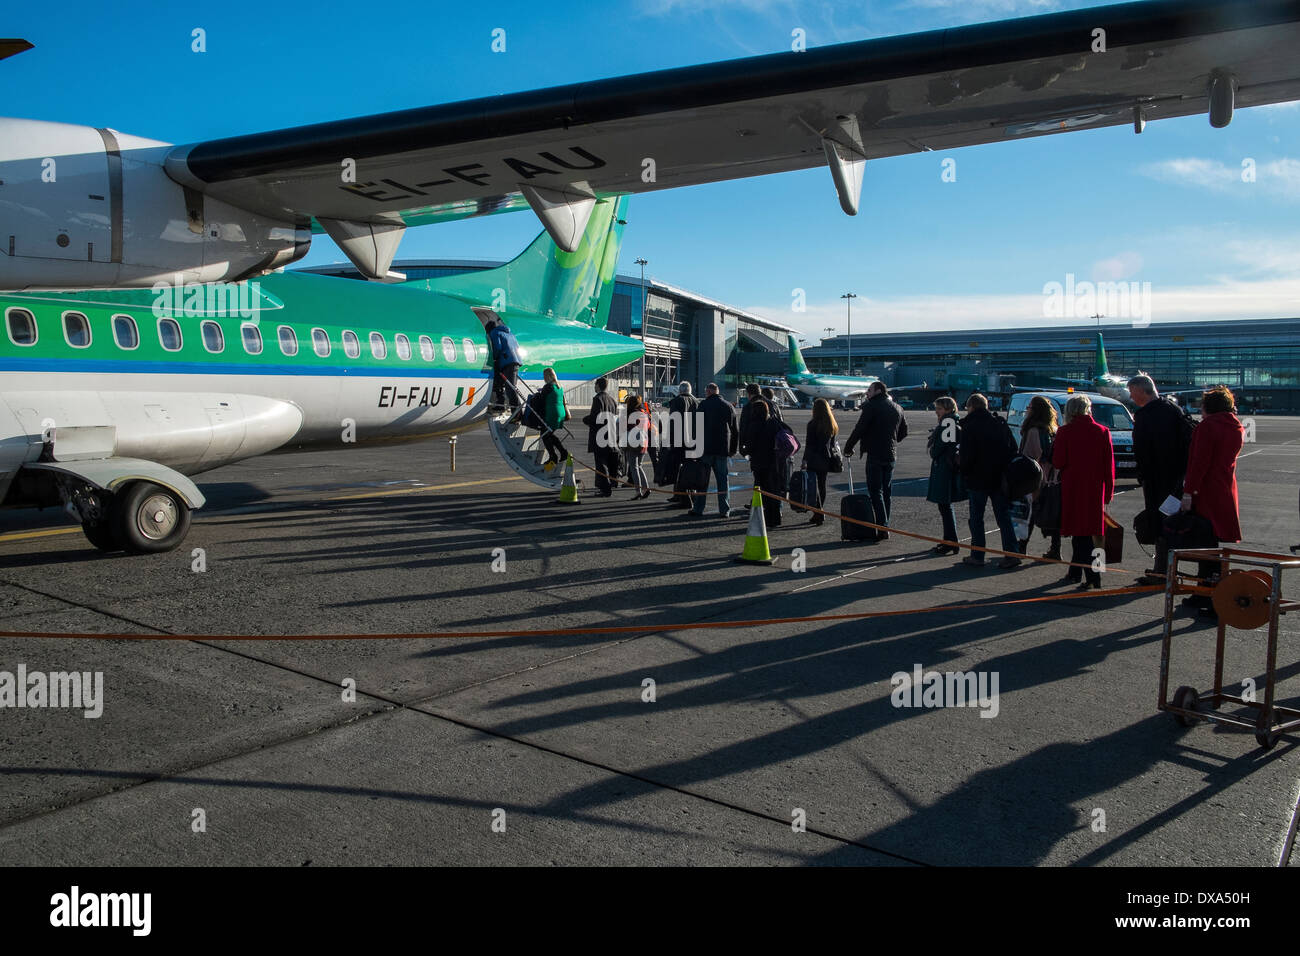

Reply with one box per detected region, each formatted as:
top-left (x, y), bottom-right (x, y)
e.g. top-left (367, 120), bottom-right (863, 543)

top-left (0, 118), bottom-right (310, 291)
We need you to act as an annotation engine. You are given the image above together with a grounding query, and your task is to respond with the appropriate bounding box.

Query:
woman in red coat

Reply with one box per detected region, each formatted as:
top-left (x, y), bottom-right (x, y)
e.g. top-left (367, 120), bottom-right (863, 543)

top-left (1181, 386), bottom-right (1244, 619)
top-left (1051, 394), bottom-right (1114, 589)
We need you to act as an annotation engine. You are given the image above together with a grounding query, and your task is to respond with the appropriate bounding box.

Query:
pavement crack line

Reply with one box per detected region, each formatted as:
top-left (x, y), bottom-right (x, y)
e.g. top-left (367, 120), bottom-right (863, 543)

top-left (0, 585), bottom-right (930, 863)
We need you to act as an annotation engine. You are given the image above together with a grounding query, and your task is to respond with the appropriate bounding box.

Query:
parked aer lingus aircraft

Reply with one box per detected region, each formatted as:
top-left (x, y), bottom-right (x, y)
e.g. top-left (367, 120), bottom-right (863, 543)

top-left (3, 0), bottom-right (1300, 292)
top-left (782, 334), bottom-right (926, 403)
top-left (0, 198), bottom-right (639, 554)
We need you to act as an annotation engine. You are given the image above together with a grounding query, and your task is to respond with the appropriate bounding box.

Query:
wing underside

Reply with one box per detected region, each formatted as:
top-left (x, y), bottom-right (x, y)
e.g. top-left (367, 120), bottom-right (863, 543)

top-left (162, 0), bottom-right (1300, 237)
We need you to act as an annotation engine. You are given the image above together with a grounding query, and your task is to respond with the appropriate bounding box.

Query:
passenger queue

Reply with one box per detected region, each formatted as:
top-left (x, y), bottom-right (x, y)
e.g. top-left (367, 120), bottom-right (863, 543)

top-left (529, 366), bottom-right (1249, 624)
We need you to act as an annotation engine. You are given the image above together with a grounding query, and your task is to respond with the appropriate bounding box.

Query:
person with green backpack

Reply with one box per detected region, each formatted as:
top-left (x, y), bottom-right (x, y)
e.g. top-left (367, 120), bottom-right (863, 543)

top-left (526, 367), bottom-right (570, 472)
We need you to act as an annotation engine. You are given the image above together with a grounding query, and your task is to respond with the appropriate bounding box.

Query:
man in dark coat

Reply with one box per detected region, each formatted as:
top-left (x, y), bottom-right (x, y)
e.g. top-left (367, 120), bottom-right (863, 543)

top-left (738, 383), bottom-right (769, 455)
top-left (1128, 374), bottom-right (1191, 581)
top-left (737, 383), bottom-right (771, 508)
top-left (958, 393), bottom-right (1020, 568)
top-left (689, 383), bottom-right (739, 517)
top-left (487, 321), bottom-right (523, 410)
top-left (582, 376), bottom-right (619, 497)
top-left (843, 382), bottom-right (908, 540)
top-left (664, 382), bottom-right (700, 504)
top-left (744, 401), bottom-right (788, 527)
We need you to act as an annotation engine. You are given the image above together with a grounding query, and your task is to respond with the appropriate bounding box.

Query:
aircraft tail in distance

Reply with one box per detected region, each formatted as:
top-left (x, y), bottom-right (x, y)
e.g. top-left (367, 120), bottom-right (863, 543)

top-left (787, 333), bottom-right (809, 374)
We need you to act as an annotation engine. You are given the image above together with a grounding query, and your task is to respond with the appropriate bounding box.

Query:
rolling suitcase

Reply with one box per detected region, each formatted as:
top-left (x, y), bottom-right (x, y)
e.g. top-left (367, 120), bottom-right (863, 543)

top-left (675, 456), bottom-right (710, 503)
top-left (789, 466), bottom-right (820, 514)
top-left (840, 461), bottom-right (876, 541)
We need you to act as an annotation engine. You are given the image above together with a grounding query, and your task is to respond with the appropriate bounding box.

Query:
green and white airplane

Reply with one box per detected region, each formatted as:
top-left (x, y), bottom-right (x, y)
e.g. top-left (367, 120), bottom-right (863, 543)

top-left (0, 197), bottom-right (640, 554)
top-left (1030, 331), bottom-right (1210, 402)
top-left (1049, 332), bottom-right (1131, 399)
top-left (783, 334), bottom-right (880, 401)
top-left (782, 334), bottom-right (925, 403)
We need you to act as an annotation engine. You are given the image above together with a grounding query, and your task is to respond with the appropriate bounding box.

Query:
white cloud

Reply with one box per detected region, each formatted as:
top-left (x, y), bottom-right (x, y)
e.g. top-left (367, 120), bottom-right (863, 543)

top-left (1141, 157), bottom-right (1300, 202)
top-left (749, 276), bottom-right (1300, 338)
top-left (1090, 251), bottom-right (1143, 282)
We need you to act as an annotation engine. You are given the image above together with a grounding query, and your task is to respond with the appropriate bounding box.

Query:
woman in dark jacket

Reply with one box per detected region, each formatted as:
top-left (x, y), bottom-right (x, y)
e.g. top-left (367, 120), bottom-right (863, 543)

top-left (1019, 394), bottom-right (1060, 559)
top-left (800, 398), bottom-right (839, 526)
top-left (925, 397), bottom-right (962, 554)
top-left (747, 402), bottom-right (787, 528)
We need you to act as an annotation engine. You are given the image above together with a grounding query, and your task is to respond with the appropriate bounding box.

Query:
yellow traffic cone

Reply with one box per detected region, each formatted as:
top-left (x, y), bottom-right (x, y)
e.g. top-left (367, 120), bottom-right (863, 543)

top-left (558, 455), bottom-right (580, 504)
top-left (735, 486), bottom-right (774, 565)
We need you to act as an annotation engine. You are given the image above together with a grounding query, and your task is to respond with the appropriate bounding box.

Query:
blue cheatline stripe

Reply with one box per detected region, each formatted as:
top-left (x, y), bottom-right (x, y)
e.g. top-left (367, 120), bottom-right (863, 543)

top-left (0, 356), bottom-right (585, 381)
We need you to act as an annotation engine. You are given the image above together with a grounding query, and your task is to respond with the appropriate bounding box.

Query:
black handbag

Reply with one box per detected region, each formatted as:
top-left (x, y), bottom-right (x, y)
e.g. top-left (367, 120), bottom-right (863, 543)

top-left (1133, 509), bottom-right (1160, 546)
top-left (828, 438), bottom-right (844, 473)
top-left (1032, 483), bottom-right (1061, 535)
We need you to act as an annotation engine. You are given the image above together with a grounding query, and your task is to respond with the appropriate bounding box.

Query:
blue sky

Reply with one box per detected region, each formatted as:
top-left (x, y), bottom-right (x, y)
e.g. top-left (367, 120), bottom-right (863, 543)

top-left (7, 0), bottom-right (1298, 340)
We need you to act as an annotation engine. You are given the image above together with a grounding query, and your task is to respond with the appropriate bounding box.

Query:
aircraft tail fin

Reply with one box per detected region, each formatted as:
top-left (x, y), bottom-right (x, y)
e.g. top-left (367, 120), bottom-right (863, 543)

top-left (787, 334), bottom-right (809, 374)
top-left (1095, 332), bottom-right (1109, 379)
top-left (421, 195), bottom-right (627, 328)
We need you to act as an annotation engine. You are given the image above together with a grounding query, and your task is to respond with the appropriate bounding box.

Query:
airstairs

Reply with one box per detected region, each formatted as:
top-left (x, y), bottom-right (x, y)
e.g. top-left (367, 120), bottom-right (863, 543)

top-left (486, 378), bottom-right (584, 490)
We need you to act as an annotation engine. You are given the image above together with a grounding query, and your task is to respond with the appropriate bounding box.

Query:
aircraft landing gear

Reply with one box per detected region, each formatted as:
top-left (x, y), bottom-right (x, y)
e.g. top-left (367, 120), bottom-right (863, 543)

top-left (114, 481), bottom-right (191, 554)
top-left (70, 486), bottom-right (121, 552)
top-left (81, 516), bottom-right (121, 552)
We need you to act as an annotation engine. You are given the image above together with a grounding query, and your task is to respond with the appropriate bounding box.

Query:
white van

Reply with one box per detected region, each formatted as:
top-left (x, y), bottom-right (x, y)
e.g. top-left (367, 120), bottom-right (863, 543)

top-left (1005, 390), bottom-right (1135, 474)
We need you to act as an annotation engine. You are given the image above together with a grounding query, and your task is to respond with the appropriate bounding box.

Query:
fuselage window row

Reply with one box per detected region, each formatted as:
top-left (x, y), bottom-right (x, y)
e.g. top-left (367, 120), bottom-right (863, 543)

top-left (9, 310), bottom-right (482, 368)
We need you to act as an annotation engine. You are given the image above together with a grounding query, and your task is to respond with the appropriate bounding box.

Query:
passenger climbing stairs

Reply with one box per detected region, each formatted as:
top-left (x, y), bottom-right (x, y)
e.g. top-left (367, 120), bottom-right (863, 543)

top-left (486, 379), bottom-right (583, 490)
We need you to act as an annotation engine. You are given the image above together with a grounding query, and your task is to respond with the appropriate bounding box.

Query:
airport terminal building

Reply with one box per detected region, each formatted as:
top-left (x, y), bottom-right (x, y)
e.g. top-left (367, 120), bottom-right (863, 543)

top-left (303, 259), bottom-right (797, 402)
top-left (306, 260), bottom-right (1300, 413)
top-left (803, 319), bottom-right (1300, 413)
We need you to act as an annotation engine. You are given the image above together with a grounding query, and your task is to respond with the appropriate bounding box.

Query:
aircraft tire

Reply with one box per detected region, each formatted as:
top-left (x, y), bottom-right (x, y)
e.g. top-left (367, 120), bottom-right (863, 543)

top-left (81, 517), bottom-right (122, 552)
top-left (115, 481), bottom-right (192, 554)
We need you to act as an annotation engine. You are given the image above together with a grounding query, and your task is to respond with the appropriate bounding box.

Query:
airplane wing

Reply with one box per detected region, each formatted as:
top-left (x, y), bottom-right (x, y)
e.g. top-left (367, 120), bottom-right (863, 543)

top-left (164, 0), bottom-right (1300, 256)
top-left (1051, 377), bottom-right (1096, 389)
top-left (0, 39), bottom-right (33, 62)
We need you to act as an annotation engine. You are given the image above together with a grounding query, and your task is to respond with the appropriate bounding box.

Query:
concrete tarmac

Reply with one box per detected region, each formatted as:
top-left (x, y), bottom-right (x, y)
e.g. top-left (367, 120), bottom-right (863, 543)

top-left (1, 410), bottom-right (1298, 865)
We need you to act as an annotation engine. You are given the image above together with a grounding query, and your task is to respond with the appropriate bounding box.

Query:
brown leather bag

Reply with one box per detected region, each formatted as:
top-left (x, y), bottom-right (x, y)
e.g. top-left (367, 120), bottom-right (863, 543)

top-left (1103, 512), bottom-right (1124, 564)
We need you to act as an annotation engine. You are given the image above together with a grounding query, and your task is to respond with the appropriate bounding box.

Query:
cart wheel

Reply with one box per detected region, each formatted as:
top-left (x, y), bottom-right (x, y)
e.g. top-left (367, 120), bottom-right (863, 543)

top-left (1254, 709), bottom-right (1280, 751)
top-left (1172, 686), bottom-right (1200, 727)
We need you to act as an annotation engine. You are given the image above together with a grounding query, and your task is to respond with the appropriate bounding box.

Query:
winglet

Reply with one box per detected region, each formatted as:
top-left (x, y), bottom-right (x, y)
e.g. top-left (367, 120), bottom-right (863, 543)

top-left (0, 39), bottom-right (33, 62)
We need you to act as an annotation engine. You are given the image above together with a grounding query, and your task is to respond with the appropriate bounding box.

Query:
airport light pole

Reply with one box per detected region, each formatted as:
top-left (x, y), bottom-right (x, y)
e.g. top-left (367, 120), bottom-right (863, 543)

top-left (841, 292), bottom-right (857, 375)
top-left (636, 257), bottom-right (648, 400)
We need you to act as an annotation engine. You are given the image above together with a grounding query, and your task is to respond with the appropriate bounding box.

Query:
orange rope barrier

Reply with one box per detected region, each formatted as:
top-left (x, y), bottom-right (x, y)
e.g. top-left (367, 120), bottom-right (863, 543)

top-left (0, 584), bottom-right (1162, 641)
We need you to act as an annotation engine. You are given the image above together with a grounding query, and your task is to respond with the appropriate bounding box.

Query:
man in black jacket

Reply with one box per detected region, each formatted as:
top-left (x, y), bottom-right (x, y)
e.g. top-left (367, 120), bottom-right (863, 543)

top-left (664, 382), bottom-right (700, 504)
top-left (1129, 373), bottom-right (1191, 581)
top-left (737, 383), bottom-right (771, 509)
top-left (843, 382), bottom-right (908, 539)
top-left (582, 377), bottom-right (619, 497)
top-left (958, 393), bottom-right (1020, 568)
top-left (690, 383), bottom-right (740, 517)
